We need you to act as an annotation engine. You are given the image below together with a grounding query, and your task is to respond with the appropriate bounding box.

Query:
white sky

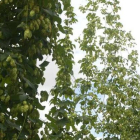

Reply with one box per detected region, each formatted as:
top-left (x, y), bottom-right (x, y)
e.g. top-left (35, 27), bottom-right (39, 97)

top-left (39, 0), bottom-right (140, 139)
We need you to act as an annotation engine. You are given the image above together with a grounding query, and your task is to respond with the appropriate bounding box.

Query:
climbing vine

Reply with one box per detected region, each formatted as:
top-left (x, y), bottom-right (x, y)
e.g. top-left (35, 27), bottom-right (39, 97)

top-left (0, 0), bottom-right (140, 140)
top-left (0, 0), bottom-right (76, 139)
top-left (76, 0), bottom-right (140, 139)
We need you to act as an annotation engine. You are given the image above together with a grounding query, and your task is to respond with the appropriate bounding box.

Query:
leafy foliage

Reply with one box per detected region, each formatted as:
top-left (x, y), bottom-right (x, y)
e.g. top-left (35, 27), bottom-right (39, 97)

top-left (0, 0), bottom-right (139, 140)
top-left (0, 0), bottom-right (76, 139)
top-left (75, 0), bottom-right (140, 139)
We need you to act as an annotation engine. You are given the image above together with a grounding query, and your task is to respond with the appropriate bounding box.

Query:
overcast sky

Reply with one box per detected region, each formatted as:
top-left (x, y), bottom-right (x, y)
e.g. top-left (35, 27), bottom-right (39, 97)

top-left (39, 0), bottom-right (140, 138)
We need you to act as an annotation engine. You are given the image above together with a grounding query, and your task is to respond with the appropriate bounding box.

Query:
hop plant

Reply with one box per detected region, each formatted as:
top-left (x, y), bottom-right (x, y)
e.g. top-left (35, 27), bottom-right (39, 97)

top-left (5, 95), bottom-right (10, 103)
top-left (6, 56), bottom-right (12, 62)
top-left (24, 29), bottom-right (32, 39)
top-left (30, 10), bottom-right (35, 17)
top-left (0, 31), bottom-right (4, 39)
top-left (0, 113), bottom-right (5, 123)
top-left (40, 91), bottom-right (48, 102)
top-left (10, 59), bottom-right (16, 67)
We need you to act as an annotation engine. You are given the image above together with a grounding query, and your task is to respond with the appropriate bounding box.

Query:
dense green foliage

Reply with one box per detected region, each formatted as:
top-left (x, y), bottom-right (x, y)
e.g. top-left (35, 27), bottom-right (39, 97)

top-left (0, 0), bottom-right (140, 140)
top-left (75, 0), bottom-right (140, 139)
top-left (0, 0), bottom-right (76, 139)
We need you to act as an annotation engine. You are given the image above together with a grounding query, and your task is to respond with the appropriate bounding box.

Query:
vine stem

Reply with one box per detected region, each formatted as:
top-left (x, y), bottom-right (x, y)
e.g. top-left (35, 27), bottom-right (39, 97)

top-left (26, 0), bottom-right (29, 25)
top-left (17, 113), bottom-right (27, 140)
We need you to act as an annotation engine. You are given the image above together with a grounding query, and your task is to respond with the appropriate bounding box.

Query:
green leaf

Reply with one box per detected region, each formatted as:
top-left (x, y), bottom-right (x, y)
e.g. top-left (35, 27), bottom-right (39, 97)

top-left (17, 22), bottom-right (26, 29)
top-left (19, 92), bottom-right (28, 101)
top-left (0, 52), bottom-right (9, 61)
top-left (23, 77), bottom-right (36, 91)
top-left (43, 9), bottom-right (61, 23)
top-left (34, 98), bottom-right (45, 110)
top-left (39, 61), bottom-right (49, 69)
top-left (57, 117), bottom-right (69, 127)
top-left (43, 9), bottom-right (57, 17)
top-left (18, 128), bottom-right (29, 139)
top-left (63, 0), bottom-right (71, 10)
top-left (40, 91), bottom-right (49, 102)
top-left (49, 133), bottom-right (62, 140)
top-left (74, 133), bottom-right (83, 139)
top-left (57, 24), bottom-right (67, 34)
top-left (6, 120), bottom-right (21, 131)
top-left (0, 123), bottom-right (7, 131)
top-left (45, 114), bottom-right (56, 122)
top-left (10, 92), bottom-right (28, 102)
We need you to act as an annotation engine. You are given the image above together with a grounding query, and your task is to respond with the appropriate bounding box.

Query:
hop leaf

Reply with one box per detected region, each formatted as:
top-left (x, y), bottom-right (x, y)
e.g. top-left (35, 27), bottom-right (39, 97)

top-left (40, 91), bottom-right (48, 102)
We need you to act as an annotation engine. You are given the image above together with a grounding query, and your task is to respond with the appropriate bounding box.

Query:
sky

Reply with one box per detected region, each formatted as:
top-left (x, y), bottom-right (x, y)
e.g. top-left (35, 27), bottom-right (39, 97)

top-left (39, 0), bottom-right (140, 139)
